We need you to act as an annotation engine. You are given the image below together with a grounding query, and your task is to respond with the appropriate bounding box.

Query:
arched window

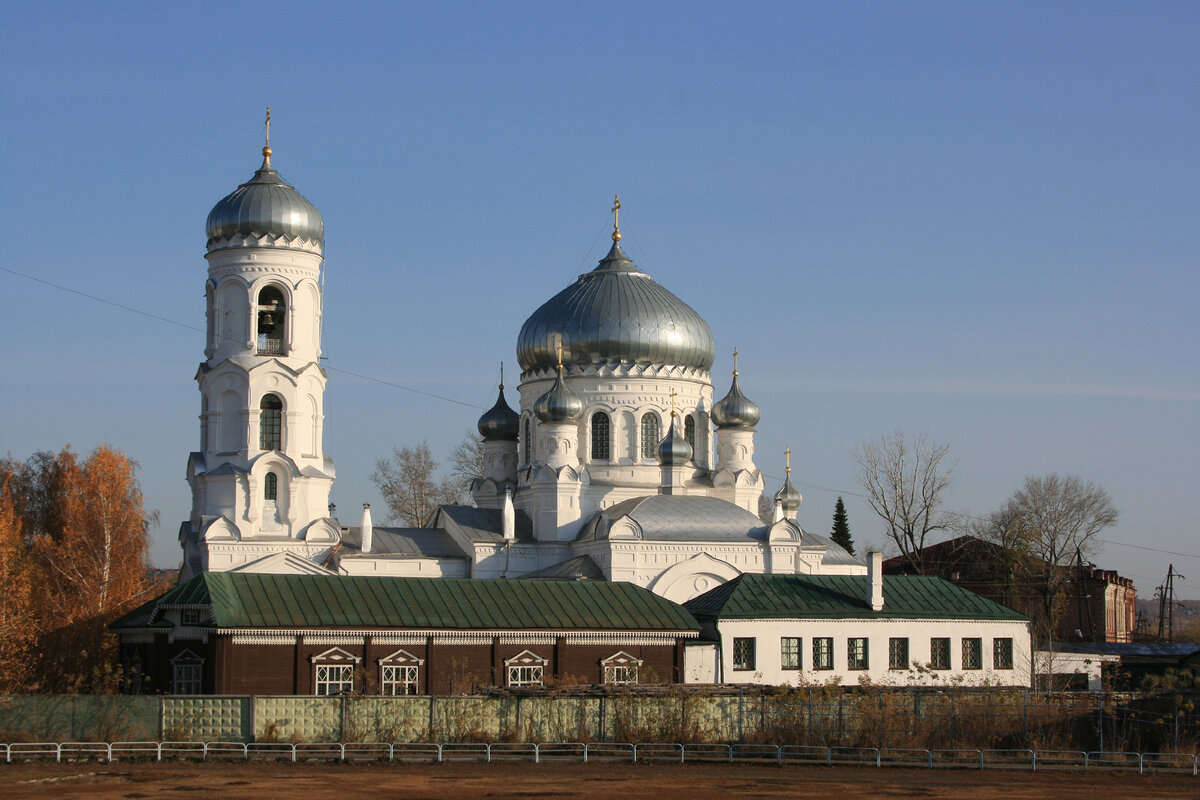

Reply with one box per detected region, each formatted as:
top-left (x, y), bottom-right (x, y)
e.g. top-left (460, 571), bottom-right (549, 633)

top-left (640, 413), bottom-right (660, 460)
top-left (260, 394), bottom-right (282, 450)
top-left (264, 471), bottom-right (278, 500)
top-left (684, 414), bottom-right (696, 451)
top-left (523, 418), bottom-right (532, 465)
top-left (256, 286), bottom-right (287, 356)
top-left (591, 412), bottom-right (610, 461)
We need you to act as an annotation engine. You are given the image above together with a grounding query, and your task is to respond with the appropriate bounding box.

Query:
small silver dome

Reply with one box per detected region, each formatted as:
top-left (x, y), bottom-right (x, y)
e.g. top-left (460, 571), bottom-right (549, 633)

top-left (517, 241), bottom-right (715, 374)
top-left (206, 154), bottom-right (323, 251)
top-left (477, 385), bottom-right (520, 441)
top-left (657, 413), bottom-right (693, 466)
top-left (712, 372), bottom-right (761, 429)
top-left (775, 474), bottom-right (802, 514)
top-left (534, 368), bottom-right (584, 423)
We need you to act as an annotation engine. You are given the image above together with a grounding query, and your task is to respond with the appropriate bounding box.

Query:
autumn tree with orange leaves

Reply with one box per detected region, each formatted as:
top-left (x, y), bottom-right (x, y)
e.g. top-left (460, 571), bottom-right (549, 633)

top-left (0, 445), bottom-right (162, 693)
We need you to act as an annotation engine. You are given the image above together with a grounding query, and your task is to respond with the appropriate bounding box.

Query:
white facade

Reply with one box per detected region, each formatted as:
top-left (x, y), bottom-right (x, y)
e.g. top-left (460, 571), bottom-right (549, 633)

top-left (710, 617), bottom-right (1033, 687)
top-left (180, 146), bottom-right (338, 578)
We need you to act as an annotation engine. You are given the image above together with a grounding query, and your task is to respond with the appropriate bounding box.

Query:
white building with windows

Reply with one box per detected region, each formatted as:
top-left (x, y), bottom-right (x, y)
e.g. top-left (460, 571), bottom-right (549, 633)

top-left (682, 555), bottom-right (1033, 687)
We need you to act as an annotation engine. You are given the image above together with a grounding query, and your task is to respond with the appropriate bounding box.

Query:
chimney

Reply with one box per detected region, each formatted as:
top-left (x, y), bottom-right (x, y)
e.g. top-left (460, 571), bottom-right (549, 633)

top-left (772, 496), bottom-right (784, 524)
top-left (360, 502), bottom-right (373, 554)
top-left (867, 551), bottom-right (884, 611)
top-left (502, 485), bottom-right (515, 542)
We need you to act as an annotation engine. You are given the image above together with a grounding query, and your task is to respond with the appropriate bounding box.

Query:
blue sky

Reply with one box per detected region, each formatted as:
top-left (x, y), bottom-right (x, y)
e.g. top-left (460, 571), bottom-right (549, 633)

top-left (2, 2), bottom-right (1197, 600)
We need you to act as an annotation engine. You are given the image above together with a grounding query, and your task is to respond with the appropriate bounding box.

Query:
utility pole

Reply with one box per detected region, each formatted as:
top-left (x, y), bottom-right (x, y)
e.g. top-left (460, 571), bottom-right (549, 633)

top-left (1156, 565), bottom-right (1185, 642)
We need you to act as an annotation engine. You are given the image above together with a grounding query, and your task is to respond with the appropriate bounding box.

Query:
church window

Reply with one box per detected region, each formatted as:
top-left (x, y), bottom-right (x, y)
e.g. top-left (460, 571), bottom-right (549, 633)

top-left (591, 412), bottom-right (610, 461)
top-left (523, 418), bottom-right (531, 465)
top-left (256, 286), bottom-right (286, 355)
top-left (684, 414), bottom-right (695, 450)
top-left (640, 413), bottom-right (660, 459)
top-left (259, 394), bottom-right (282, 450)
top-left (264, 472), bottom-right (278, 500)
top-left (732, 637), bottom-right (755, 671)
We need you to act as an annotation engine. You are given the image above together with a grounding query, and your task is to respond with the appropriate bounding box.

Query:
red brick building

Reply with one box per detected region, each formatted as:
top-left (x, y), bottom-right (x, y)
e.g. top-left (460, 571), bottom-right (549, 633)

top-left (112, 573), bottom-right (699, 695)
top-left (883, 536), bottom-right (1135, 643)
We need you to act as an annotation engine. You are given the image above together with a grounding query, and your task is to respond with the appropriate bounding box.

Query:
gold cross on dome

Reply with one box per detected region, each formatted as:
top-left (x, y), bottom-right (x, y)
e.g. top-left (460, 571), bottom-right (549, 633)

top-left (611, 195), bottom-right (622, 242)
top-left (785, 446), bottom-right (792, 474)
top-left (555, 340), bottom-right (564, 371)
top-left (670, 388), bottom-right (677, 417)
top-left (733, 347), bottom-right (739, 377)
top-left (262, 107), bottom-right (273, 164)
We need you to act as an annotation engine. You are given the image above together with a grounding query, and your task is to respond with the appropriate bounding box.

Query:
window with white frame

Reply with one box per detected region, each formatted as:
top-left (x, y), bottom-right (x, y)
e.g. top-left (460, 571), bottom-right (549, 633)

top-left (847, 637), bottom-right (869, 670)
top-left (170, 649), bottom-right (203, 694)
top-left (181, 609), bottom-right (200, 626)
top-left (732, 637), bottom-right (756, 671)
top-left (601, 651), bottom-right (642, 684)
top-left (378, 649), bottom-right (424, 695)
top-left (813, 637), bottom-right (833, 670)
top-left (962, 638), bottom-right (982, 670)
top-left (781, 637), bottom-right (802, 670)
top-left (311, 647), bottom-right (360, 696)
top-left (888, 638), bottom-right (909, 670)
top-left (505, 650), bottom-right (548, 687)
top-left (640, 413), bottom-right (660, 459)
top-left (930, 638), bottom-right (951, 670)
top-left (993, 637), bottom-right (1014, 670)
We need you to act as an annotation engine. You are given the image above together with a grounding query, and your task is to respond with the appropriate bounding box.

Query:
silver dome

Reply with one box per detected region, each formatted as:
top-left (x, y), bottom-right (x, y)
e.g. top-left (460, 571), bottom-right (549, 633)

top-left (477, 385), bottom-right (520, 441)
top-left (712, 372), bottom-right (761, 429)
top-left (657, 414), bottom-right (693, 466)
top-left (517, 241), bottom-right (715, 374)
top-left (775, 473), bottom-right (802, 513)
top-left (206, 155), bottom-right (323, 251)
top-left (534, 368), bottom-right (584, 423)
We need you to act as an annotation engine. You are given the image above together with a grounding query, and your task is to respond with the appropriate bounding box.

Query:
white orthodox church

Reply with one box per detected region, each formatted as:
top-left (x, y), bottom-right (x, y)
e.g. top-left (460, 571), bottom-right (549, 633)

top-left (179, 137), bottom-right (865, 602)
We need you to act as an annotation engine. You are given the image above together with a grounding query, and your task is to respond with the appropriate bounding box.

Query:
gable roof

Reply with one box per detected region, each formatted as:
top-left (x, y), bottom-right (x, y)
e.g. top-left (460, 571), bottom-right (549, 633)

top-left (576, 495), bottom-right (768, 542)
top-left (431, 504), bottom-right (534, 544)
top-left (122, 573), bottom-right (699, 632)
top-left (685, 573), bottom-right (1026, 621)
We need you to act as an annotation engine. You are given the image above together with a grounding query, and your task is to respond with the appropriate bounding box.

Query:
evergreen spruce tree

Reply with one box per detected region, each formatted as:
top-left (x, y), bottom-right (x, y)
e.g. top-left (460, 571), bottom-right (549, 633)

top-left (831, 496), bottom-right (855, 555)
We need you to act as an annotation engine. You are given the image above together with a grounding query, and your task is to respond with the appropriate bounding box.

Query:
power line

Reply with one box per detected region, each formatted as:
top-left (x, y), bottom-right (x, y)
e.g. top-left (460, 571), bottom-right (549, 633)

top-left (1, 264), bottom-right (486, 411)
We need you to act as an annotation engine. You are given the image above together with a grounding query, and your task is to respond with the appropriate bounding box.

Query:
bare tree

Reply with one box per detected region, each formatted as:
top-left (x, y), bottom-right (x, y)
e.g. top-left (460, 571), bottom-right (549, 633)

top-left (446, 430), bottom-right (486, 502)
top-left (851, 427), bottom-right (955, 571)
top-left (371, 442), bottom-right (460, 527)
top-left (999, 473), bottom-right (1118, 638)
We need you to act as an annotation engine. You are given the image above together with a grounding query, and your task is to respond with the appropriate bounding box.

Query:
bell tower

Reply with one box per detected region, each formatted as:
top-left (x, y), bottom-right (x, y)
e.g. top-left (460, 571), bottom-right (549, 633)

top-left (180, 113), bottom-right (339, 578)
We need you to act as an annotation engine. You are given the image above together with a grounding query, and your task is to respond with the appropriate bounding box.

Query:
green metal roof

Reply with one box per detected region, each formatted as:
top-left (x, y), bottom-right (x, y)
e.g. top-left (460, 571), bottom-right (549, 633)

top-left (135, 573), bottom-right (699, 632)
top-left (685, 573), bottom-right (1026, 621)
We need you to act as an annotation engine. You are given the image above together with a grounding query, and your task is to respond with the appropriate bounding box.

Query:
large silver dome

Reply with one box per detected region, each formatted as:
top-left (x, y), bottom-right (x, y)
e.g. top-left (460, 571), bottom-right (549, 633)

top-left (517, 241), bottom-right (715, 374)
top-left (206, 153), bottom-right (323, 251)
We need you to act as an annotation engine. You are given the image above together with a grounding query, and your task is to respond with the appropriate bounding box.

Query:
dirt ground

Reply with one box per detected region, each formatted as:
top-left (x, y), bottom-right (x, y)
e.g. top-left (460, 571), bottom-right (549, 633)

top-left (0, 761), bottom-right (1194, 800)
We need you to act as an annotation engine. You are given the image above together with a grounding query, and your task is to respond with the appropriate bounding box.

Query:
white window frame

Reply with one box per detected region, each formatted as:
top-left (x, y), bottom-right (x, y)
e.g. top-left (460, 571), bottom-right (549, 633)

top-left (847, 637), bottom-right (869, 671)
top-left (311, 646), bottom-right (361, 696)
top-left (600, 651), bottom-right (643, 685)
top-left (732, 637), bottom-right (756, 671)
top-left (505, 650), bottom-right (548, 688)
top-left (379, 648), bottom-right (424, 696)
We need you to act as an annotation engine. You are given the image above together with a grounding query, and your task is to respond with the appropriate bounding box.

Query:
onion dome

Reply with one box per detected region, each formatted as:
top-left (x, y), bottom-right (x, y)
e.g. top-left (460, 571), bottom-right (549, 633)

top-left (206, 146), bottom-right (324, 252)
top-left (657, 413), bottom-right (693, 466)
top-left (712, 355), bottom-right (761, 429)
top-left (775, 473), bottom-right (803, 514)
top-left (477, 383), bottom-right (520, 441)
top-left (534, 367), bottom-right (584, 423)
top-left (516, 239), bottom-right (715, 374)
top-left (775, 448), bottom-right (802, 513)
